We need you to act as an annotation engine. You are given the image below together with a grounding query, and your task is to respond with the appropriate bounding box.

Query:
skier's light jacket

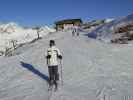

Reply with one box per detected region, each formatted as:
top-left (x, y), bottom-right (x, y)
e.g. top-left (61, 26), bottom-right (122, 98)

top-left (46, 46), bottom-right (61, 66)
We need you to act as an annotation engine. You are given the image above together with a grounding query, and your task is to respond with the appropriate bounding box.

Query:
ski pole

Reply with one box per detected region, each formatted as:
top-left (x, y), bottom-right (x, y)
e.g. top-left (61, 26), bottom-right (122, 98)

top-left (60, 60), bottom-right (63, 86)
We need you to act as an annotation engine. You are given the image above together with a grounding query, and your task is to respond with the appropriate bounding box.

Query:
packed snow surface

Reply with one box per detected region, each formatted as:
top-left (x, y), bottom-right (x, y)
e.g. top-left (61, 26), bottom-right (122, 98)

top-left (0, 30), bottom-right (133, 100)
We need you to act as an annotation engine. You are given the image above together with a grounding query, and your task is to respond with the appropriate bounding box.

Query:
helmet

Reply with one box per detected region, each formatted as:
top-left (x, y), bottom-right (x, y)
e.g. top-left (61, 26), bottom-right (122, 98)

top-left (49, 40), bottom-right (55, 46)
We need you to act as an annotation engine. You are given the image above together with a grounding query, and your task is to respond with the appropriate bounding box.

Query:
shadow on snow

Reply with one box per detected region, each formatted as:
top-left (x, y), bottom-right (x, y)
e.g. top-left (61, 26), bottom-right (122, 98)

top-left (20, 61), bottom-right (49, 83)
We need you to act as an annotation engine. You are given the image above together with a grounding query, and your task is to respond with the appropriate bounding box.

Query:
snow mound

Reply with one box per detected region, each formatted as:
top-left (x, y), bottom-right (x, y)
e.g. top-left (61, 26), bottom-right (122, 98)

top-left (0, 22), bottom-right (20, 33)
top-left (89, 13), bottom-right (133, 43)
top-left (0, 22), bottom-right (55, 56)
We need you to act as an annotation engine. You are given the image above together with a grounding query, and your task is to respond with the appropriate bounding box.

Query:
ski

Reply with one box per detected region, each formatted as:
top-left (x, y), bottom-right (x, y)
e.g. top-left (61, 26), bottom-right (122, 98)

top-left (48, 85), bottom-right (53, 100)
top-left (48, 85), bottom-right (58, 100)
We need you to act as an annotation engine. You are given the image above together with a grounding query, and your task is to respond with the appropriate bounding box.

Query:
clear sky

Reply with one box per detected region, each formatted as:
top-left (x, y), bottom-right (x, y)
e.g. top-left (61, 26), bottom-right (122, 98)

top-left (0, 0), bottom-right (133, 26)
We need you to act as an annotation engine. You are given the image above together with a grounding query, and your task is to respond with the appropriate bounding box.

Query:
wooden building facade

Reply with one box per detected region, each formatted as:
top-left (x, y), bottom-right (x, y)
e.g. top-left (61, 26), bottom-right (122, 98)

top-left (55, 19), bottom-right (82, 31)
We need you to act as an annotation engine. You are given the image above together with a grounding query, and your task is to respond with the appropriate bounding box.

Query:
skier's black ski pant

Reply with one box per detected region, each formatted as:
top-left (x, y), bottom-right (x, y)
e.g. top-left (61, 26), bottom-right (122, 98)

top-left (48, 66), bottom-right (59, 87)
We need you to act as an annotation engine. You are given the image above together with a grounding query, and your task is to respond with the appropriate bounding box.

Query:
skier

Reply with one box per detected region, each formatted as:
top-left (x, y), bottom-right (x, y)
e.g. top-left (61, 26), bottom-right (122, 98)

top-left (72, 26), bottom-right (76, 36)
top-left (75, 25), bottom-right (79, 36)
top-left (46, 40), bottom-right (62, 91)
top-left (72, 25), bottom-right (79, 36)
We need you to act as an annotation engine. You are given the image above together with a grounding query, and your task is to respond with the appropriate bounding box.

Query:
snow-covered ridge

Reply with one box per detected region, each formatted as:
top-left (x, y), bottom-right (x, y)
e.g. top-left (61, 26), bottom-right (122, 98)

top-left (0, 22), bottom-right (56, 56)
top-left (104, 18), bottom-right (114, 23)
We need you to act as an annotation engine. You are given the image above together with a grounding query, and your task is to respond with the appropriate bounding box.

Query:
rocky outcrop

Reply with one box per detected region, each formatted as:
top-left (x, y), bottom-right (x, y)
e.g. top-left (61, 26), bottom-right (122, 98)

top-left (111, 22), bottom-right (133, 44)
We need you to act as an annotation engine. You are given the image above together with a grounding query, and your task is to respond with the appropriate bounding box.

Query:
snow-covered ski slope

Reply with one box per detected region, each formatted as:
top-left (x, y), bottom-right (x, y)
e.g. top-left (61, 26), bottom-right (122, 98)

top-left (0, 30), bottom-right (133, 100)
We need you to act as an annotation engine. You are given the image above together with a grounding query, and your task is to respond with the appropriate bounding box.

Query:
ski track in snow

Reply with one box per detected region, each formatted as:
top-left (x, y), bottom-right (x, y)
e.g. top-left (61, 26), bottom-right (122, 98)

top-left (0, 31), bottom-right (133, 100)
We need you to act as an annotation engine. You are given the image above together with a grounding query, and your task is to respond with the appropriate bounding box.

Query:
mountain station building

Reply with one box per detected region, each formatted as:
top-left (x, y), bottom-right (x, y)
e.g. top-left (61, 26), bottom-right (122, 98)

top-left (55, 19), bottom-right (82, 31)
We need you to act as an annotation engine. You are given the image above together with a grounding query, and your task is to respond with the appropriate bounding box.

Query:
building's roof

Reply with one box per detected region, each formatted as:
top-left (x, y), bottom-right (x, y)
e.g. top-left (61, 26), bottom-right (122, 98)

top-left (55, 19), bottom-right (82, 25)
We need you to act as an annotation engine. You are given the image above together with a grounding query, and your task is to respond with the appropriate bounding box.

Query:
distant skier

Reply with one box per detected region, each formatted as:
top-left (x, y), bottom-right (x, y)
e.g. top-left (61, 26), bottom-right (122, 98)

top-left (72, 26), bottom-right (76, 36)
top-left (75, 25), bottom-right (79, 36)
top-left (72, 25), bottom-right (79, 36)
top-left (46, 40), bottom-right (62, 91)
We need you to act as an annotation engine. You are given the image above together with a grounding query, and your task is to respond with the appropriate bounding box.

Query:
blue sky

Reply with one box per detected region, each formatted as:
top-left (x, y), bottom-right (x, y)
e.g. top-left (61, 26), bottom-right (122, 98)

top-left (0, 0), bottom-right (133, 26)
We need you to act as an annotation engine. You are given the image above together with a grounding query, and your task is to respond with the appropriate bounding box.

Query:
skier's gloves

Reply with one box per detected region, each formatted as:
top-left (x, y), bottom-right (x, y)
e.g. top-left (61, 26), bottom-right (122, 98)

top-left (58, 55), bottom-right (62, 59)
top-left (46, 55), bottom-right (51, 59)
